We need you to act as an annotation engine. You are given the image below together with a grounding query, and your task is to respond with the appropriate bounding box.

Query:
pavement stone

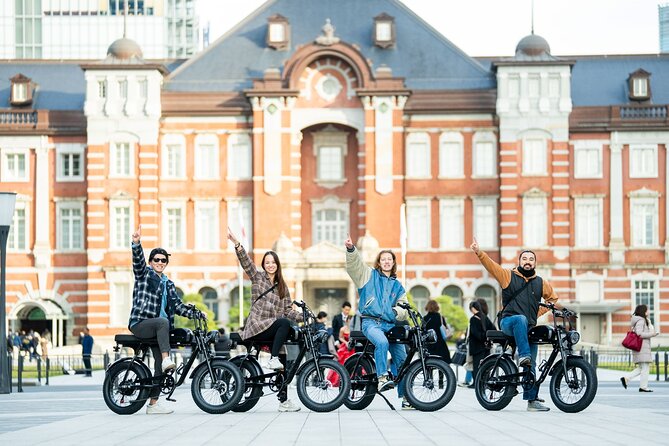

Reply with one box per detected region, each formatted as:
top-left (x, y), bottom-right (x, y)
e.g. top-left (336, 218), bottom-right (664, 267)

top-left (0, 366), bottom-right (667, 445)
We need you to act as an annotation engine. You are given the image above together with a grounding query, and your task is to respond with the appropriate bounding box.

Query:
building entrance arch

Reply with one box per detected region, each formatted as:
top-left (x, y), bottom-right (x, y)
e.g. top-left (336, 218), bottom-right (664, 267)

top-left (10, 299), bottom-right (69, 347)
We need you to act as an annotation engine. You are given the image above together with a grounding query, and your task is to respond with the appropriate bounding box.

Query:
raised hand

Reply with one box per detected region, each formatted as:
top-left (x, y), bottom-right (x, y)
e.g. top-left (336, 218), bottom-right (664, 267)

top-left (227, 227), bottom-right (239, 246)
top-left (344, 234), bottom-right (354, 250)
top-left (132, 225), bottom-right (141, 244)
top-left (470, 237), bottom-right (479, 254)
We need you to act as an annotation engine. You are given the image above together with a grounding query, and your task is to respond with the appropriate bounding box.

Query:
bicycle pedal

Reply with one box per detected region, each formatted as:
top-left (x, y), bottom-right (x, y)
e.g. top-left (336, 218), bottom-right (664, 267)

top-left (166, 397), bottom-right (176, 402)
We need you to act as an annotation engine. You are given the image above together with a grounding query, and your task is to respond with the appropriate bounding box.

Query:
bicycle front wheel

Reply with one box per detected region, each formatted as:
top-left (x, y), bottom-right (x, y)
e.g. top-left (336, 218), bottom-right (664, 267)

top-left (549, 357), bottom-right (597, 413)
top-left (191, 359), bottom-right (245, 414)
top-left (296, 359), bottom-right (350, 412)
top-left (403, 358), bottom-right (456, 412)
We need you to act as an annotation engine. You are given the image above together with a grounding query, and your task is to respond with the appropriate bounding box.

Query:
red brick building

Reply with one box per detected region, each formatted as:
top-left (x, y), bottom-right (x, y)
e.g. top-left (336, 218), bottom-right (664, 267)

top-left (1, 0), bottom-right (668, 348)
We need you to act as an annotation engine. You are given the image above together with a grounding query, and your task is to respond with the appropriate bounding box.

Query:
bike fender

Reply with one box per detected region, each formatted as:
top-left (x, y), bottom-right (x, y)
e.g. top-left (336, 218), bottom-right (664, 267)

top-left (188, 357), bottom-right (229, 379)
top-left (548, 355), bottom-right (582, 376)
top-left (230, 354), bottom-right (263, 376)
top-left (106, 357), bottom-right (152, 378)
top-left (343, 352), bottom-right (377, 376)
top-left (480, 353), bottom-right (518, 373)
top-left (317, 353), bottom-right (336, 360)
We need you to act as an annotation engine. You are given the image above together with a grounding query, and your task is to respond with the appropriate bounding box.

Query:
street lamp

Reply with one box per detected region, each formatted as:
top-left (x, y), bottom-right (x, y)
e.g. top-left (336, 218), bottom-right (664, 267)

top-left (0, 192), bottom-right (17, 394)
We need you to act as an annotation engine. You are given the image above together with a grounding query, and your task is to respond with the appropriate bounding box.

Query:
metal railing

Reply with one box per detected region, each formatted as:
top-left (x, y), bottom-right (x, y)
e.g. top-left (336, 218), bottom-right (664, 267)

top-left (0, 110), bottom-right (38, 125)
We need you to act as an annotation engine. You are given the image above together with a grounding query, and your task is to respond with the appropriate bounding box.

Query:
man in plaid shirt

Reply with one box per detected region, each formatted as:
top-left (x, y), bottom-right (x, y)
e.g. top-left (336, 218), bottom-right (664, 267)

top-left (129, 225), bottom-right (203, 414)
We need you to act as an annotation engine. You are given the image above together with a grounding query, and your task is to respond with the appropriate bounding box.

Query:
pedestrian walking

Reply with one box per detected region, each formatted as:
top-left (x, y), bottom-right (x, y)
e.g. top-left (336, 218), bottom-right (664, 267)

top-left (468, 300), bottom-right (495, 388)
top-left (621, 304), bottom-right (660, 392)
top-left (423, 299), bottom-right (452, 362)
top-left (81, 327), bottom-right (94, 377)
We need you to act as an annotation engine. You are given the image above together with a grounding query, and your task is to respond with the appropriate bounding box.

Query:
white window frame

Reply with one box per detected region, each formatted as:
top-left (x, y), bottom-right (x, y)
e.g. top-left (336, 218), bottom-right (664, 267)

top-left (56, 200), bottom-right (85, 252)
top-left (8, 198), bottom-right (29, 252)
top-left (632, 276), bottom-right (658, 325)
top-left (194, 134), bottom-right (220, 180)
top-left (406, 198), bottom-right (431, 250)
top-left (522, 138), bottom-right (547, 176)
top-left (573, 140), bottom-right (603, 179)
top-left (109, 141), bottom-right (134, 178)
top-left (97, 79), bottom-right (107, 99)
top-left (632, 78), bottom-right (648, 97)
top-left (439, 197), bottom-right (464, 250)
top-left (107, 271), bottom-right (133, 327)
top-left (56, 143), bottom-right (85, 182)
top-left (630, 192), bottom-right (659, 248)
top-left (406, 132), bottom-right (431, 179)
top-left (311, 196), bottom-right (350, 246)
top-left (227, 198), bottom-right (253, 251)
top-left (438, 132), bottom-right (464, 179)
top-left (472, 131), bottom-right (497, 178)
top-left (118, 78), bottom-right (128, 100)
top-left (473, 197), bottom-right (498, 249)
top-left (629, 144), bottom-right (658, 178)
top-left (161, 134), bottom-right (186, 180)
top-left (268, 22), bottom-right (286, 43)
top-left (227, 133), bottom-right (252, 180)
top-left (313, 128), bottom-right (347, 187)
top-left (375, 21), bottom-right (392, 42)
top-left (522, 195), bottom-right (547, 247)
top-left (161, 201), bottom-right (187, 251)
top-left (109, 199), bottom-right (134, 251)
top-left (1, 148), bottom-right (30, 182)
top-left (195, 200), bottom-right (220, 252)
top-left (574, 197), bottom-right (603, 248)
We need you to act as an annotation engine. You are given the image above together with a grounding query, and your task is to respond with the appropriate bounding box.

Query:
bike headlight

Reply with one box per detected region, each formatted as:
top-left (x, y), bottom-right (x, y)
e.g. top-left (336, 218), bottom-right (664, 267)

top-left (568, 331), bottom-right (580, 345)
top-left (207, 330), bottom-right (220, 344)
top-left (312, 329), bottom-right (329, 344)
top-left (422, 328), bottom-right (437, 344)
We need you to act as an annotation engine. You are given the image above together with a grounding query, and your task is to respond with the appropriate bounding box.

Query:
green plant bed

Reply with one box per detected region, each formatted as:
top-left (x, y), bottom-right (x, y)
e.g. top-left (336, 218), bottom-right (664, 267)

top-left (12, 365), bottom-right (104, 379)
top-left (596, 362), bottom-right (660, 374)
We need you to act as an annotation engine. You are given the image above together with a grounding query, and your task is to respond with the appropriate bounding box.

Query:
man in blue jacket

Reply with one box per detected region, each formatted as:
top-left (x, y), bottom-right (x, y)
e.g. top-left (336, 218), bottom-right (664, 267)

top-left (344, 235), bottom-right (412, 409)
top-left (81, 328), bottom-right (94, 377)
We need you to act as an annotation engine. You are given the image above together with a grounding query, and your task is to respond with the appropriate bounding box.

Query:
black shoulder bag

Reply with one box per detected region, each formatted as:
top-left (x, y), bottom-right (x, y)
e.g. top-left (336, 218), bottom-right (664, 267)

top-left (495, 277), bottom-right (535, 329)
top-left (253, 284), bottom-right (277, 304)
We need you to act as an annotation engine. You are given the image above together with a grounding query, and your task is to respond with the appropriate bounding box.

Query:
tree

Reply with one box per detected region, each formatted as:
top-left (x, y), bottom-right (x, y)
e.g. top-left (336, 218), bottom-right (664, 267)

top-left (174, 293), bottom-right (217, 331)
top-left (228, 287), bottom-right (251, 331)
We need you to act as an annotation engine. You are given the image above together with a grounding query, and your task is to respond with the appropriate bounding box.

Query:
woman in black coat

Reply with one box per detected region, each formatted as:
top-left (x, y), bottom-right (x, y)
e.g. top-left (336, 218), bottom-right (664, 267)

top-left (469, 300), bottom-right (495, 386)
top-left (423, 299), bottom-right (451, 362)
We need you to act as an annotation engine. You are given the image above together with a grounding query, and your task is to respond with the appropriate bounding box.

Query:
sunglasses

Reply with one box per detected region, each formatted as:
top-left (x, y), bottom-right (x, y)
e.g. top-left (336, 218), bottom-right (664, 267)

top-left (151, 257), bottom-right (168, 264)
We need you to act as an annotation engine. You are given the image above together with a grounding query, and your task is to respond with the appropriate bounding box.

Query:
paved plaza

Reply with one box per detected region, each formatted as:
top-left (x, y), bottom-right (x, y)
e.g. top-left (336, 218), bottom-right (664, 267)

top-left (0, 367), bottom-right (666, 446)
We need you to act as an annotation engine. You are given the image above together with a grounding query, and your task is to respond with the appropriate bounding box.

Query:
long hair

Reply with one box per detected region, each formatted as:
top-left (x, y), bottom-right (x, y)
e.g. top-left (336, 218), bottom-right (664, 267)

top-left (374, 249), bottom-right (397, 277)
top-left (425, 299), bottom-right (440, 313)
top-left (633, 304), bottom-right (649, 327)
top-left (262, 251), bottom-right (288, 299)
top-left (469, 300), bottom-right (486, 333)
top-left (476, 298), bottom-right (489, 316)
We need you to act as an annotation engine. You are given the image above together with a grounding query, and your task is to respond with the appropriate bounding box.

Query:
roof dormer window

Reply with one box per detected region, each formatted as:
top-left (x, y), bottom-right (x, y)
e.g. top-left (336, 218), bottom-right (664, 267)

top-left (267, 14), bottom-right (290, 50)
top-left (628, 69), bottom-right (651, 101)
top-left (10, 73), bottom-right (34, 106)
top-left (374, 13), bottom-right (395, 48)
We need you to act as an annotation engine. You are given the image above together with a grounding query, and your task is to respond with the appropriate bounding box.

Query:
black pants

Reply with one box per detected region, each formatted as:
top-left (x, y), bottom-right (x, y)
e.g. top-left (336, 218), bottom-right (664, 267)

top-left (82, 354), bottom-right (92, 376)
top-left (472, 350), bottom-right (489, 385)
top-left (130, 318), bottom-right (171, 399)
top-left (246, 318), bottom-right (291, 402)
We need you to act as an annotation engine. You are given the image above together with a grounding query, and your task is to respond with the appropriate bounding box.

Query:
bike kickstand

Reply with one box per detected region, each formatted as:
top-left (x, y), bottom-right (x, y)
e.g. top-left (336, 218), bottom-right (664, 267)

top-left (376, 391), bottom-right (396, 411)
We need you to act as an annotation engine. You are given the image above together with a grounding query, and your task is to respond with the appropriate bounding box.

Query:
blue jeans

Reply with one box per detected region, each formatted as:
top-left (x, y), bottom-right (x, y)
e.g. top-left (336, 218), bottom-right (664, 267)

top-left (500, 315), bottom-right (539, 401)
top-left (362, 318), bottom-right (407, 398)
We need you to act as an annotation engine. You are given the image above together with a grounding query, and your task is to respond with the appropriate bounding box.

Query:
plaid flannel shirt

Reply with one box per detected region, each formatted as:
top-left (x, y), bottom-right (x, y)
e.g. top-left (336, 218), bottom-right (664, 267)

top-left (236, 246), bottom-right (302, 339)
top-left (129, 242), bottom-right (196, 329)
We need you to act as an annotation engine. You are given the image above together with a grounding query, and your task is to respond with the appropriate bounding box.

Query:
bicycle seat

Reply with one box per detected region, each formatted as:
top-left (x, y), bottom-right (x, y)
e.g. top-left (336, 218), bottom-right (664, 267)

top-left (486, 330), bottom-right (515, 344)
top-left (114, 334), bottom-right (156, 349)
top-left (230, 327), bottom-right (300, 348)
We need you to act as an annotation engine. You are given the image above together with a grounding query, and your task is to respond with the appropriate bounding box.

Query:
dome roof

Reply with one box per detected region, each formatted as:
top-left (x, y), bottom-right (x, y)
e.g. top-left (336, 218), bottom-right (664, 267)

top-left (515, 34), bottom-right (551, 58)
top-left (107, 38), bottom-right (143, 61)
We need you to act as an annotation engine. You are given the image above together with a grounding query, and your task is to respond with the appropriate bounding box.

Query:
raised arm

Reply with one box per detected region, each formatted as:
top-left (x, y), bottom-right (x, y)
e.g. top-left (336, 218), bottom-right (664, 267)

top-left (131, 225), bottom-right (148, 280)
top-left (471, 237), bottom-right (511, 288)
top-left (229, 227), bottom-right (258, 281)
top-left (344, 235), bottom-right (371, 289)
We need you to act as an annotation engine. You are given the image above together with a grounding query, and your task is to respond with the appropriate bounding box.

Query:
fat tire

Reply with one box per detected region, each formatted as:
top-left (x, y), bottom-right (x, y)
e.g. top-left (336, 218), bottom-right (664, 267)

top-left (190, 359), bottom-right (245, 414)
top-left (474, 357), bottom-right (516, 411)
top-left (343, 356), bottom-right (376, 410)
top-left (296, 359), bottom-right (350, 412)
top-left (403, 358), bottom-right (457, 412)
top-left (103, 361), bottom-right (151, 415)
top-left (230, 357), bottom-right (263, 412)
top-left (549, 357), bottom-right (598, 413)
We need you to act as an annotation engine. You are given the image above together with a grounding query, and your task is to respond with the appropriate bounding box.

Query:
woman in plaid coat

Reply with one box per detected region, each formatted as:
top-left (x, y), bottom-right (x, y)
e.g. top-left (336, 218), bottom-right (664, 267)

top-left (228, 228), bottom-right (303, 412)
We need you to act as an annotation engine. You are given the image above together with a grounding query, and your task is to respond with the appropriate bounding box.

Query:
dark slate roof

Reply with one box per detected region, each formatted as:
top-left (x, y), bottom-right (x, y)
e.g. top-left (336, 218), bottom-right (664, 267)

top-left (569, 54), bottom-right (669, 106)
top-left (166, 0), bottom-right (495, 92)
top-left (0, 62), bottom-right (86, 110)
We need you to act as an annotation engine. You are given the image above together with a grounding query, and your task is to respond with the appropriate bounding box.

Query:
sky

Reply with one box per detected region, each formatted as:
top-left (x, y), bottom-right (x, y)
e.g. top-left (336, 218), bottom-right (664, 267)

top-left (199, 0), bottom-right (664, 56)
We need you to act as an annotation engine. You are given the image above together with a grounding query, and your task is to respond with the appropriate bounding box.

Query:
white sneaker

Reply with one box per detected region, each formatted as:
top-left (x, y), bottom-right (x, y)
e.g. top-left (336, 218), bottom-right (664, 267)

top-left (278, 399), bottom-right (301, 412)
top-left (161, 357), bottom-right (176, 372)
top-left (265, 356), bottom-right (284, 371)
top-left (146, 402), bottom-right (174, 414)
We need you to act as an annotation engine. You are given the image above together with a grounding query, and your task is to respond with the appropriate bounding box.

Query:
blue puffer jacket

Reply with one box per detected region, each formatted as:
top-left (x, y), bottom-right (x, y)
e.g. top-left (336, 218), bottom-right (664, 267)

top-left (345, 247), bottom-right (408, 323)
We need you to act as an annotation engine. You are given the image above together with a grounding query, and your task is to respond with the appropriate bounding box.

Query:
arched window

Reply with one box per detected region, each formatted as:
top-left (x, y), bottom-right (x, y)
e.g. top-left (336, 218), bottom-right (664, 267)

top-left (441, 285), bottom-right (463, 307)
top-left (199, 287), bottom-right (218, 321)
top-left (475, 285), bottom-right (497, 317)
top-left (410, 285), bottom-right (430, 313)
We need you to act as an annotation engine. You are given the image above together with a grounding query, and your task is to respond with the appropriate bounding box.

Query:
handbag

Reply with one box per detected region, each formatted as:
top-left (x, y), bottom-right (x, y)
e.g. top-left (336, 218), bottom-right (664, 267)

top-left (622, 330), bottom-right (642, 352)
top-left (451, 345), bottom-right (467, 366)
top-left (439, 316), bottom-right (452, 340)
